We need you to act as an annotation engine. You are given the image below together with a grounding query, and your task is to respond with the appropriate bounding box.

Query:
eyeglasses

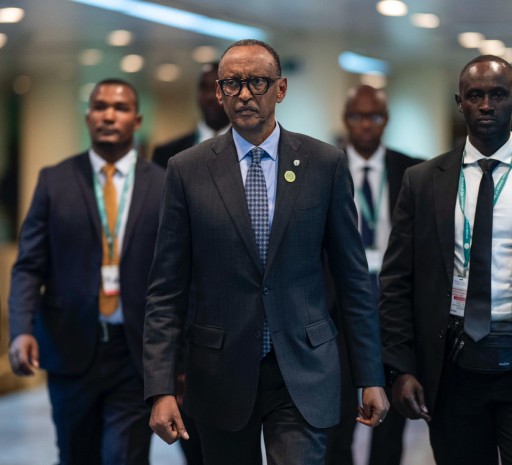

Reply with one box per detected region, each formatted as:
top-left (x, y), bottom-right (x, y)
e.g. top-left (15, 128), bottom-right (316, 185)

top-left (345, 113), bottom-right (386, 125)
top-left (217, 77), bottom-right (280, 97)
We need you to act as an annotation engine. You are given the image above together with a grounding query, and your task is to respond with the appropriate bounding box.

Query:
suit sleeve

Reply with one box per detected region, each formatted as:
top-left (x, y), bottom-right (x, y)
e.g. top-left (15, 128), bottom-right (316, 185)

top-left (325, 154), bottom-right (385, 387)
top-left (379, 168), bottom-right (418, 375)
top-left (143, 157), bottom-right (192, 401)
top-left (9, 170), bottom-right (50, 340)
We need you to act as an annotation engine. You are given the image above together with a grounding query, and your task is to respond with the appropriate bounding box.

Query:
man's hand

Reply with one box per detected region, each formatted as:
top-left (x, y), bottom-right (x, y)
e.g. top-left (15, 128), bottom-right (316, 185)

top-left (150, 395), bottom-right (190, 444)
top-left (356, 386), bottom-right (390, 427)
top-left (392, 373), bottom-right (431, 421)
top-left (9, 334), bottom-right (39, 376)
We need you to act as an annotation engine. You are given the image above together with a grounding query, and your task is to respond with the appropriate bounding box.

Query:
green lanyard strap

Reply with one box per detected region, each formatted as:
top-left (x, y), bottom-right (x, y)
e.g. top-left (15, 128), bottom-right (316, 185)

top-left (458, 151), bottom-right (511, 271)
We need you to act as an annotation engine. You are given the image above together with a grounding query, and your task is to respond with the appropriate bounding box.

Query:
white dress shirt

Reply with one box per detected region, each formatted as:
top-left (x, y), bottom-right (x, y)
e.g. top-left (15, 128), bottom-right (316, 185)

top-left (454, 134), bottom-right (512, 322)
top-left (346, 144), bottom-right (390, 272)
top-left (89, 149), bottom-right (137, 324)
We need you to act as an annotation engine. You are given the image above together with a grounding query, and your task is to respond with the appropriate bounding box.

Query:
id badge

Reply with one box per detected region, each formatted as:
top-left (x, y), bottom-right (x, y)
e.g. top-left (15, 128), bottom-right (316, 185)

top-left (450, 275), bottom-right (468, 317)
top-left (101, 265), bottom-right (120, 296)
top-left (365, 248), bottom-right (383, 274)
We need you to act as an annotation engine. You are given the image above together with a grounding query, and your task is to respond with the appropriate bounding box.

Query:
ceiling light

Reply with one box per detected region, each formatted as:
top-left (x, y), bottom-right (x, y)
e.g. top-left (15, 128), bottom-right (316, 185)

top-left (0, 33), bottom-right (7, 49)
top-left (156, 64), bottom-right (181, 82)
top-left (72, 0), bottom-right (266, 41)
top-left (458, 32), bottom-right (485, 48)
top-left (376, 0), bottom-right (408, 17)
top-left (410, 13), bottom-right (439, 29)
top-left (79, 49), bottom-right (103, 66)
top-left (120, 54), bottom-right (144, 73)
top-left (339, 52), bottom-right (390, 75)
top-left (107, 30), bottom-right (133, 46)
top-left (0, 7), bottom-right (24, 23)
top-left (479, 39), bottom-right (506, 56)
top-left (192, 46), bottom-right (219, 64)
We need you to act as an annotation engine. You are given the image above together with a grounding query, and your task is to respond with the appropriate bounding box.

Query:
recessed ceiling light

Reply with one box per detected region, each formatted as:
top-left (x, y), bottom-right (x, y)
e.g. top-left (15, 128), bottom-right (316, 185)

top-left (0, 33), bottom-right (7, 49)
top-left (156, 64), bottom-right (181, 82)
top-left (192, 46), bottom-right (219, 64)
top-left (120, 54), bottom-right (144, 73)
top-left (79, 49), bottom-right (103, 66)
top-left (410, 13), bottom-right (439, 29)
top-left (0, 7), bottom-right (24, 23)
top-left (458, 32), bottom-right (485, 48)
top-left (107, 30), bottom-right (133, 47)
top-left (479, 39), bottom-right (506, 56)
top-left (376, 0), bottom-right (408, 17)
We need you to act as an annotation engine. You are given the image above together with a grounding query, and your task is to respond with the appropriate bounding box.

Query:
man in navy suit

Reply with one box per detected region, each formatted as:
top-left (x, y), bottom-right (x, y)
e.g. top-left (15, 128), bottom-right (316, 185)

top-left (8, 79), bottom-right (165, 465)
top-left (326, 85), bottom-right (421, 465)
top-left (144, 39), bottom-right (388, 465)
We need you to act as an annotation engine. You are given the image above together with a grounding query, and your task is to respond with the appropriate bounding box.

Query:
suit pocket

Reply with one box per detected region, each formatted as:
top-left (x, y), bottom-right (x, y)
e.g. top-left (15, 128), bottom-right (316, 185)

top-left (188, 323), bottom-right (224, 349)
top-left (305, 318), bottom-right (338, 347)
top-left (294, 204), bottom-right (322, 223)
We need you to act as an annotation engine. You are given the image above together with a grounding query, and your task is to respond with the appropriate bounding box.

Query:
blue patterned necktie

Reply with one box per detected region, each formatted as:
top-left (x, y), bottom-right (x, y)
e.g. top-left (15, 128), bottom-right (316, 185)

top-left (245, 147), bottom-right (272, 358)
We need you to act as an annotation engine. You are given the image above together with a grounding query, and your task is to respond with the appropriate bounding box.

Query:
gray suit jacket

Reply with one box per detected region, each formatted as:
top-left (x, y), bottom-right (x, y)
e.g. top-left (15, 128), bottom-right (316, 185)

top-left (144, 127), bottom-right (385, 430)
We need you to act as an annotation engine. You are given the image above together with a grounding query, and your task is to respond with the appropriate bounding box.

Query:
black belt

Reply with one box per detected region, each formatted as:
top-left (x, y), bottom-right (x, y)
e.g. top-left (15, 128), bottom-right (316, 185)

top-left (98, 321), bottom-right (124, 343)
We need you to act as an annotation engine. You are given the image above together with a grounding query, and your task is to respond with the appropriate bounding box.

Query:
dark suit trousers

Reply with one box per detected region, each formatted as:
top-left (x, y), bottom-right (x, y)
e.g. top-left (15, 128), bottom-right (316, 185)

top-left (47, 324), bottom-right (152, 465)
top-left (195, 350), bottom-right (327, 465)
top-left (429, 361), bottom-right (512, 465)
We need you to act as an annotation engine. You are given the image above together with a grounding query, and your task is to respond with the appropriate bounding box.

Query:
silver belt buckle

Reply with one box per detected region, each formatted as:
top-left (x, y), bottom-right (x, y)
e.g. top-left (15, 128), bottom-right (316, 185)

top-left (100, 321), bottom-right (109, 343)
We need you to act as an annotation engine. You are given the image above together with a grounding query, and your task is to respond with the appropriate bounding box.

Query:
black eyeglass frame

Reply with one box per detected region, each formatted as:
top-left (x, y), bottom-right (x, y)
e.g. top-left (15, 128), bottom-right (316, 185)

top-left (217, 76), bottom-right (281, 96)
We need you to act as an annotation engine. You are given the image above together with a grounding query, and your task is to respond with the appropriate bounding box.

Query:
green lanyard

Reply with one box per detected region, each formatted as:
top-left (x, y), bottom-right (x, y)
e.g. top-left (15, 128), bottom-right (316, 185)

top-left (93, 160), bottom-right (136, 261)
top-left (356, 166), bottom-right (387, 234)
top-left (458, 151), bottom-right (511, 272)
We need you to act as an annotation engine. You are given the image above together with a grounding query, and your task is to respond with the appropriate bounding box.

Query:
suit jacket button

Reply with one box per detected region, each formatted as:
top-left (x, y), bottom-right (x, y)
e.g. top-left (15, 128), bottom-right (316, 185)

top-left (262, 287), bottom-right (269, 295)
top-left (255, 331), bottom-right (262, 339)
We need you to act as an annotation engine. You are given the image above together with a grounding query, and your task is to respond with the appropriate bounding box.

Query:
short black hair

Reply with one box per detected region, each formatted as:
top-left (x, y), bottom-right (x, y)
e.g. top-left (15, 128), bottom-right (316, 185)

top-left (220, 39), bottom-right (282, 77)
top-left (90, 78), bottom-right (140, 111)
top-left (459, 55), bottom-right (512, 90)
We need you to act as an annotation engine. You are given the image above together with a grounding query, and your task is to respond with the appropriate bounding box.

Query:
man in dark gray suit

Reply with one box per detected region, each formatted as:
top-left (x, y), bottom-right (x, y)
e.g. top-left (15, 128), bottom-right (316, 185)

top-left (144, 39), bottom-right (388, 465)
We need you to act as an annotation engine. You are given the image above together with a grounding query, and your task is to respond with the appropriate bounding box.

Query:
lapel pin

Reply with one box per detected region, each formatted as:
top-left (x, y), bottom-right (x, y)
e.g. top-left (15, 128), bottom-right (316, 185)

top-left (293, 160), bottom-right (300, 166)
top-left (284, 171), bottom-right (296, 183)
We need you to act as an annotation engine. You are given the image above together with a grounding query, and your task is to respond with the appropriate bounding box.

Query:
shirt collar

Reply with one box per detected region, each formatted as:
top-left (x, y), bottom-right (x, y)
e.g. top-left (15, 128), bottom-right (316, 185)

top-left (464, 133), bottom-right (512, 166)
top-left (233, 121), bottom-right (280, 162)
top-left (346, 144), bottom-right (386, 171)
top-left (88, 148), bottom-right (137, 176)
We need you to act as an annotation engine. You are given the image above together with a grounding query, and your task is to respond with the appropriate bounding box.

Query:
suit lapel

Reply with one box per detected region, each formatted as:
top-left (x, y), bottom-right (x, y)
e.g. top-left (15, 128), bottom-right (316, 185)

top-left (73, 152), bottom-right (102, 243)
top-left (433, 147), bottom-right (463, 281)
top-left (385, 150), bottom-right (401, 217)
top-left (265, 128), bottom-right (307, 273)
top-left (208, 133), bottom-right (263, 273)
top-left (122, 157), bottom-right (150, 257)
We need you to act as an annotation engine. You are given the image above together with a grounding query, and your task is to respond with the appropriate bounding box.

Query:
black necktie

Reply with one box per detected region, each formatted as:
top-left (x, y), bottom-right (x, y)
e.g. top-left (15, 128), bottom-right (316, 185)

top-left (464, 158), bottom-right (500, 342)
top-left (361, 166), bottom-right (375, 247)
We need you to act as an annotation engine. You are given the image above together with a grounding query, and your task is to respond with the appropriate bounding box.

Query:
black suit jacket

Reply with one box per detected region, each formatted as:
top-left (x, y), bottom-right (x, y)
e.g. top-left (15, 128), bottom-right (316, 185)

top-left (152, 131), bottom-right (197, 168)
top-left (9, 152), bottom-right (165, 377)
top-left (379, 146), bottom-right (463, 411)
top-left (144, 127), bottom-right (385, 431)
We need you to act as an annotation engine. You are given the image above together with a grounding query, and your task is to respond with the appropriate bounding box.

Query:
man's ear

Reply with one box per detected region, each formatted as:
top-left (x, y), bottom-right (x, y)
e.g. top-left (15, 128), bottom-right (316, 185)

top-left (276, 77), bottom-right (287, 103)
top-left (215, 82), bottom-right (224, 107)
top-left (455, 94), bottom-right (463, 112)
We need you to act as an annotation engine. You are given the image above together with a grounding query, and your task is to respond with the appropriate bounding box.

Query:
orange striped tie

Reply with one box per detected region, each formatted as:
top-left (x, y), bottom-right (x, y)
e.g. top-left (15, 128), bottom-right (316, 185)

top-left (99, 163), bottom-right (119, 316)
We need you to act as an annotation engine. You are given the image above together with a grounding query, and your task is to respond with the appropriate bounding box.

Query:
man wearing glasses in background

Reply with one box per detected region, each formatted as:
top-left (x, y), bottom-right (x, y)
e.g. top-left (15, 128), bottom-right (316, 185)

top-left (326, 85), bottom-right (420, 465)
top-left (143, 40), bottom-right (388, 465)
